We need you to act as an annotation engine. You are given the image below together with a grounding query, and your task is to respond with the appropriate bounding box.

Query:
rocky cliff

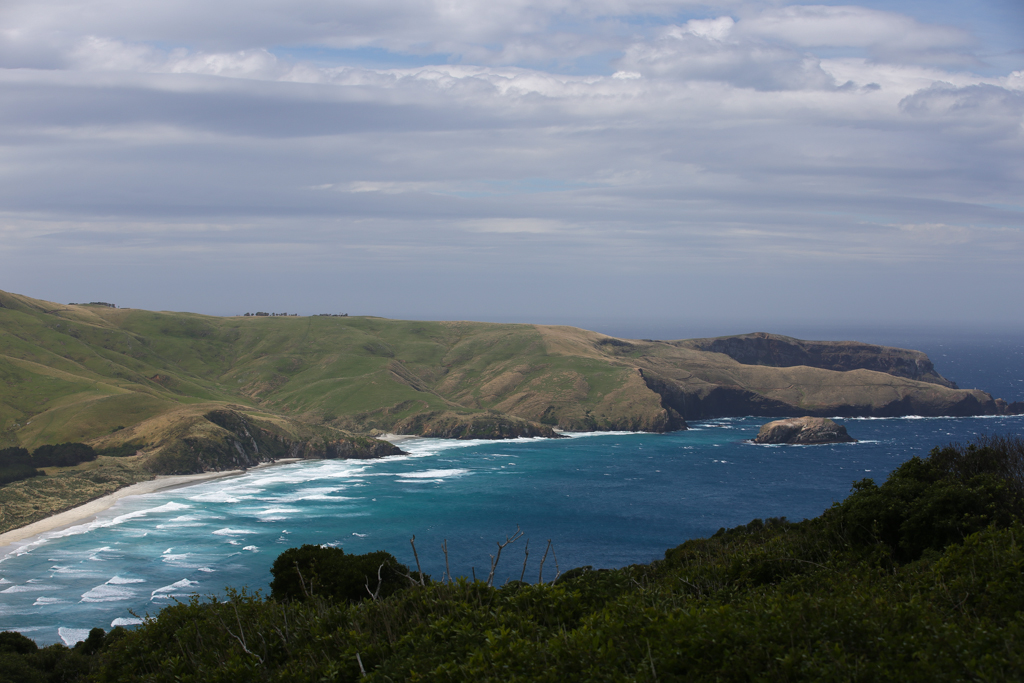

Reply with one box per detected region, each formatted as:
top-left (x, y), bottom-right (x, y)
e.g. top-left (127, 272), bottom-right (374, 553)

top-left (684, 333), bottom-right (957, 388)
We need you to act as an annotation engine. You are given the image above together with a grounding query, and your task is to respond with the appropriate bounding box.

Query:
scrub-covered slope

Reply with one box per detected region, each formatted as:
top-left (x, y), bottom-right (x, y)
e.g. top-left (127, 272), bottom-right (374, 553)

top-left (0, 290), bottom-right (1009, 458)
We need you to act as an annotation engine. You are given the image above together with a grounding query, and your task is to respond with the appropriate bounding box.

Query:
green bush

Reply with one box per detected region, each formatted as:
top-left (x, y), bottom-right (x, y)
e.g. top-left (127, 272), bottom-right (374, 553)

top-left (269, 545), bottom-right (417, 604)
top-left (0, 446), bottom-right (44, 485)
top-left (825, 435), bottom-right (1024, 562)
top-left (31, 442), bottom-right (97, 468)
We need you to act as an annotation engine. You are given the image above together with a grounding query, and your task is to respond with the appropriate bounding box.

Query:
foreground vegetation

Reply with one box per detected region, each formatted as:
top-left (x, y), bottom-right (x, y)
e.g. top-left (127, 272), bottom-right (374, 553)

top-left (3, 434), bottom-right (1023, 682)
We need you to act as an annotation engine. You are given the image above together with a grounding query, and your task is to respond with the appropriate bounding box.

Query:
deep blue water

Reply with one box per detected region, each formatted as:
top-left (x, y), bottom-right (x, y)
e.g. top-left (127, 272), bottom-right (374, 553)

top-left (2, 415), bottom-right (1022, 646)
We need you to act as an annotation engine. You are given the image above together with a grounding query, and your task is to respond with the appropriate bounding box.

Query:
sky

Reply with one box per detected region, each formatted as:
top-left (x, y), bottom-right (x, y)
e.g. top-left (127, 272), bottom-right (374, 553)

top-left (1, 0), bottom-right (1022, 338)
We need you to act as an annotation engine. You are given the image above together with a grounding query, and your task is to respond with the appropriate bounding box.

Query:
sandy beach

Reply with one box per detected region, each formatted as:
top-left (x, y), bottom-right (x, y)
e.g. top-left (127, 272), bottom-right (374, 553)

top-left (0, 459), bottom-right (301, 552)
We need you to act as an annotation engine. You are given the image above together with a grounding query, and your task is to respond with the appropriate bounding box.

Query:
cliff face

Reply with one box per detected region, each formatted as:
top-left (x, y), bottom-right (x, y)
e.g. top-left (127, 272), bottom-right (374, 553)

top-left (685, 333), bottom-right (957, 388)
top-left (130, 409), bottom-right (404, 475)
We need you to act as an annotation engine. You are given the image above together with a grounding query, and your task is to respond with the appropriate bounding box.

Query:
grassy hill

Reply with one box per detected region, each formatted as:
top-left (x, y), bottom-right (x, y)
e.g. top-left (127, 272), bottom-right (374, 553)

top-left (1, 289), bottom-right (1008, 461)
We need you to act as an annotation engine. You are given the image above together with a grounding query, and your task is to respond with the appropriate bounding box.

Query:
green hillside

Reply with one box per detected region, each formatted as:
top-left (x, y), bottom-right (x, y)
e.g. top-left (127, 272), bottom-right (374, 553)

top-left (0, 289), bottom-right (1009, 461)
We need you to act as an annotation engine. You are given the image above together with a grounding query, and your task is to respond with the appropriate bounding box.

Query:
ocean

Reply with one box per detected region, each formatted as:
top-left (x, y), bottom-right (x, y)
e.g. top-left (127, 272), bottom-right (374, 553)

top-left (1, 335), bottom-right (1022, 646)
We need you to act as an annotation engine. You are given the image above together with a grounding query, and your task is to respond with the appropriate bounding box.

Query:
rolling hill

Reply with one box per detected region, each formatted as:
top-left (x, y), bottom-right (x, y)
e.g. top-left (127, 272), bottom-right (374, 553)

top-left (0, 289), bottom-right (1012, 473)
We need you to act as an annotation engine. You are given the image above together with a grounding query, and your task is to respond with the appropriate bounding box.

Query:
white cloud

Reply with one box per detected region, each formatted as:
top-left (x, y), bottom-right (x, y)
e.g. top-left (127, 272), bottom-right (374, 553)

top-left (739, 5), bottom-right (971, 51)
top-left (0, 1), bottom-right (1021, 327)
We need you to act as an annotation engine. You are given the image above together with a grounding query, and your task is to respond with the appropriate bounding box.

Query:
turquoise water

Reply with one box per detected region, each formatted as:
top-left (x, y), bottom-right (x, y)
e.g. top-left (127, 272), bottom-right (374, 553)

top-left (2, 415), bottom-right (1022, 645)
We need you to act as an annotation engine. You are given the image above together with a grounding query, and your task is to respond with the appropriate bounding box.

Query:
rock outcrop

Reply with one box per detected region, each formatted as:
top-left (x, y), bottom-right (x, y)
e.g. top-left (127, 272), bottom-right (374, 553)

top-left (127, 409), bottom-right (405, 475)
top-left (686, 333), bottom-right (957, 388)
top-left (753, 417), bottom-right (856, 445)
top-left (390, 411), bottom-right (562, 440)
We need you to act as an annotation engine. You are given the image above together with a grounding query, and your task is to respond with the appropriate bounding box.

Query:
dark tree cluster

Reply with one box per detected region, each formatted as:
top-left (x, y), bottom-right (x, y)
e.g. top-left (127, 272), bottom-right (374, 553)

top-left (0, 447), bottom-right (43, 485)
top-left (31, 443), bottom-right (98, 468)
top-left (0, 442), bottom-right (98, 485)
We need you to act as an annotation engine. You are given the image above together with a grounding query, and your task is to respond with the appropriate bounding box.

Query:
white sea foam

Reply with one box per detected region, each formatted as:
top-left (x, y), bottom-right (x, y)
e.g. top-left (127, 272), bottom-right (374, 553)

top-left (398, 468), bottom-right (470, 479)
top-left (104, 502), bottom-right (190, 527)
top-left (352, 532), bottom-right (368, 538)
top-left (151, 579), bottom-right (198, 598)
top-left (258, 507), bottom-right (300, 516)
top-left (5, 502), bottom-right (195, 558)
top-left (59, 627), bottom-right (91, 646)
top-left (1, 584), bottom-right (60, 593)
top-left (107, 576), bottom-right (145, 585)
top-left (111, 617), bottom-right (144, 627)
top-left (161, 554), bottom-right (190, 564)
top-left (81, 583), bottom-right (138, 603)
top-left (187, 491), bottom-right (241, 503)
top-left (212, 528), bottom-right (255, 536)
top-left (33, 597), bottom-right (67, 606)
top-left (264, 487), bottom-right (349, 502)
top-left (242, 546), bottom-right (258, 552)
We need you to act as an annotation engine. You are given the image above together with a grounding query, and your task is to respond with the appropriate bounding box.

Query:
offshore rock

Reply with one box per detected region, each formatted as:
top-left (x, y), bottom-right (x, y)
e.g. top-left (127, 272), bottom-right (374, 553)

top-left (754, 417), bottom-right (856, 445)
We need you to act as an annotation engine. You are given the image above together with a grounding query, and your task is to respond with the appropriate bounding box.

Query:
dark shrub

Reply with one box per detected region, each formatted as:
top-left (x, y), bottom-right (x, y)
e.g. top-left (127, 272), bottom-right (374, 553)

top-left (270, 545), bottom-right (416, 603)
top-left (0, 447), bottom-right (44, 485)
top-left (826, 434), bottom-right (1024, 562)
top-left (31, 442), bottom-right (97, 468)
top-left (0, 630), bottom-right (38, 655)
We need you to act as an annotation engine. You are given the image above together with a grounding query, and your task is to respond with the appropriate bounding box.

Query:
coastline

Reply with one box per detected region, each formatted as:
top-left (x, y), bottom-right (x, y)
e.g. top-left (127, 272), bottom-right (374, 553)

top-left (0, 458), bottom-right (304, 553)
top-left (377, 433), bottom-right (421, 445)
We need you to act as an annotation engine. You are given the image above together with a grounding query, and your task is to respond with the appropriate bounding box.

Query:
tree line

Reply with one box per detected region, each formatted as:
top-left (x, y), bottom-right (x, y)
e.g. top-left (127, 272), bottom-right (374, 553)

top-left (0, 443), bottom-right (97, 485)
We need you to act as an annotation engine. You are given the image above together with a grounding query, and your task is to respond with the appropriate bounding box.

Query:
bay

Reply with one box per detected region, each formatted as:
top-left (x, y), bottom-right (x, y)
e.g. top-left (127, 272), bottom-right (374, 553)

top-left (2, 414), bottom-right (1022, 645)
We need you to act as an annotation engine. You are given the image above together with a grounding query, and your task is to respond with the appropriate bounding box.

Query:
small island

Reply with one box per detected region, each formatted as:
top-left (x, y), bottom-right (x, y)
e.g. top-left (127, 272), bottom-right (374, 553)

top-left (753, 416), bottom-right (856, 445)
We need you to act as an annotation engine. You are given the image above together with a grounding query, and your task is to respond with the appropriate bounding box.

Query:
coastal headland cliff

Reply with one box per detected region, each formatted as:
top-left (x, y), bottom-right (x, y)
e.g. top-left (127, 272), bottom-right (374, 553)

top-left (0, 289), bottom-right (1018, 472)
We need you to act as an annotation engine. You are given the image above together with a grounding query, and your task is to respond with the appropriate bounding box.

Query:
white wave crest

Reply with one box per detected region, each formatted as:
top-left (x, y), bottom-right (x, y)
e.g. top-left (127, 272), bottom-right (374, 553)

top-left (398, 468), bottom-right (470, 479)
top-left (80, 583), bottom-right (139, 603)
top-left (1, 584), bottom-right (60, 593)
top-left (58, 627), bottom-right (91, 646)
top-left (151, 579), bottom-right (198, 598)
top-left (107, 576), bottom-right (145, 584)
top-left (33, 597), bottom-right (67, 606)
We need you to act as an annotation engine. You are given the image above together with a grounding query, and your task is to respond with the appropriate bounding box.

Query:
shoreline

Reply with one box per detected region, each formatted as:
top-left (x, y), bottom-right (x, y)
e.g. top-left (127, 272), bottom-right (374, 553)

top-left (0, 458), bottom-right (304, 553)
top-left (377, 433), bottom-right (422, 445)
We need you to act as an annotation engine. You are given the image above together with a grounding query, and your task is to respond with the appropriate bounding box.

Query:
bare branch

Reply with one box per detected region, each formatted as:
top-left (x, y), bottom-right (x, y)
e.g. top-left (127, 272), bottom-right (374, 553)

top-left (520, 538), bottom-right (530, 583)
top-left (225, 603), bottom-right (264, 665)
top-left (538, 539), bottom-right (552, 584)
top-left (487, 525), bottom-right (524, 587)
top-left (365, 562), bottom-right (385, 601)
top-left (294, 560), bottom-right (311, 598)
top-left (442, 539), bottom-right (452, 585)
top-left (356, 652), bottom-right (367, 678)
top-left (410, 535), bottom-right (425, 586)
